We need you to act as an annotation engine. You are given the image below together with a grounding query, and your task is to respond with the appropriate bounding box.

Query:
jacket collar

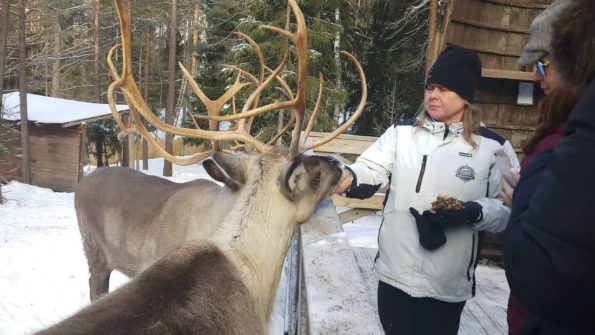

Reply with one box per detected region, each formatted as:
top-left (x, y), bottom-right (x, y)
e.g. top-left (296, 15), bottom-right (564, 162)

top-left (419, 116), bottom-right (464, 136)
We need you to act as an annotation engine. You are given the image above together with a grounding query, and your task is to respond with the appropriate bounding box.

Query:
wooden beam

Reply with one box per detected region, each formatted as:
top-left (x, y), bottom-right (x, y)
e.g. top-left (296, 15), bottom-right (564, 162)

top-left (331, 193), bottom-right (385, 210)
top-left (304, 131), bottom-right (377, 155)
top-left (454, 42), bottom-right (522, 58)
top-left (62, 110), bottom-right (130, 128)
top-left (481, 0), bottom-right (549, 10)
top-left (338, 208), bottom-right (380, 224)
top-left (450, 16), bottom-right (529, 34)
top-left (481, 68), bottom-right (534, 81)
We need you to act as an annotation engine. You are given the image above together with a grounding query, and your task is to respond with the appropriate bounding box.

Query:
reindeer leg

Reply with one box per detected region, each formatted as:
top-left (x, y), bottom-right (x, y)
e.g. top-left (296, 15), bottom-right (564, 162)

top-left (79, 228), bottom-right (113, 301)
top-left (89, 265), bottom-right (111, 302)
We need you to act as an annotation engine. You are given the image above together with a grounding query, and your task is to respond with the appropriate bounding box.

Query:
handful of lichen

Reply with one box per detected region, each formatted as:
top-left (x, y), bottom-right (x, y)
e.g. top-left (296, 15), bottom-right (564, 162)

top-left (431, 195), bottom-right (463, 211)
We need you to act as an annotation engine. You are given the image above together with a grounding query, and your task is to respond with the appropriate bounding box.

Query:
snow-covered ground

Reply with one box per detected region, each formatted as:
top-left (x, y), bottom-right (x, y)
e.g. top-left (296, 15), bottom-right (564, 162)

top-left (0, 157), bottom-right (509, 334)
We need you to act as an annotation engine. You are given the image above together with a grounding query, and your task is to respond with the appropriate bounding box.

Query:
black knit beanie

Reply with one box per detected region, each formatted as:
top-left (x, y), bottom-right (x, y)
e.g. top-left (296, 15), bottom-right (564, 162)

top-left (426, 45), bottom-right (482, 102)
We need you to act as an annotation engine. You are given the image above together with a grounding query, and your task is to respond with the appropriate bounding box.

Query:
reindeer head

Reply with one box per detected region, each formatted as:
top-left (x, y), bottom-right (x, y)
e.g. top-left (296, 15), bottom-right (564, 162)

top-left (203, 150), bottom-right (342, 222)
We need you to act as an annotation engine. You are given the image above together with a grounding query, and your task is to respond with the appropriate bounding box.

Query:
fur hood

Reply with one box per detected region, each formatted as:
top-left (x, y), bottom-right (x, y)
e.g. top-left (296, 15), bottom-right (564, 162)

top-left (551, 0), bottom-right (595, 88)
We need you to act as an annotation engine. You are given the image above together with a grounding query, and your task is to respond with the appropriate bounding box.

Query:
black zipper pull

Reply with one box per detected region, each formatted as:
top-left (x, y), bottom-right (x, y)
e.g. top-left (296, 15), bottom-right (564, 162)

top-left (416, 155), bottom-right (428, 193)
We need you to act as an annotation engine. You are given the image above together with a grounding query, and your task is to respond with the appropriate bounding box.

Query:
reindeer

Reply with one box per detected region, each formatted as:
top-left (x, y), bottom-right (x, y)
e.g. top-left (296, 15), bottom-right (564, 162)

top-left (35, 0), bottom-right (367, 333)
top-left (74, 163), bottom-right (240, 301)
top-left (35, 151), bottom-right (343, 335)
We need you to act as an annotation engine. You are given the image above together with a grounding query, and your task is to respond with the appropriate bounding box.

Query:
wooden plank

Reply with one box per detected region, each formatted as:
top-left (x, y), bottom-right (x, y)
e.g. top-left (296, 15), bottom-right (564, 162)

top-left (305, 131), bottom-right (376, 155)
top-left (481, 0), bottom-right (550, 9)
top-left (331, 193), bottom-right (385, 210)
top-left (450, 16), bottom-right (529, 34)
top-left (482, 69), bottom-right (534, 81)
top-left (447, 22), bottom-right (522, 58)
top-left (61, 110), bottom-right (129, 128)
top-left (339, 208), bottom-right (380, 224)
top-left (300, 201), bottom-right (384, 334)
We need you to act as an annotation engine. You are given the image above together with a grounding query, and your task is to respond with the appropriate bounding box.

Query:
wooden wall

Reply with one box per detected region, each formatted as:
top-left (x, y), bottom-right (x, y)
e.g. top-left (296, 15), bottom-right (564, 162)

top-left (30, 124), bottom-right (82, 192)
top-left (446, 0), bottom-right (549, 71)
top-left (476, 78), bottom-right (544, 160)
top-left (1, 123), bottom-right (82, 192)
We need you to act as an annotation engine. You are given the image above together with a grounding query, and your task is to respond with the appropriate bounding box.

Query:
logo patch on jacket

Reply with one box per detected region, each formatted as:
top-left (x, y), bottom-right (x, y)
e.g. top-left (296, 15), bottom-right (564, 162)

top-left (455, 165), bottom-right (475, 182)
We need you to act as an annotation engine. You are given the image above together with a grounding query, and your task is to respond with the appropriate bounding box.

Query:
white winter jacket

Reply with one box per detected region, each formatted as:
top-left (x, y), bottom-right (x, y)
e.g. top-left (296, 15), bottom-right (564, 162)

top-left (346, 118), bottom-right (520, 302)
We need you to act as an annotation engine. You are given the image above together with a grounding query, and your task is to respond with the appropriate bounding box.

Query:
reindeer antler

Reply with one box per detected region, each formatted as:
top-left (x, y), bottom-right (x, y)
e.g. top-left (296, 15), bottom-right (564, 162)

top-left (108, 0), bottom-right (367, 163)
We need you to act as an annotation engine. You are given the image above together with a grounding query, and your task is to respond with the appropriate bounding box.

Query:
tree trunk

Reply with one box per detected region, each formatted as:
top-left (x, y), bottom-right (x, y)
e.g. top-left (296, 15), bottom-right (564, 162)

top-left (142, 26), bottom-right (151, 170)
top-left (276, 2), bottom-right (291, 145)
top-left (0, 0), bottom-right (10, 202)
top-left (426, 0), bottom-right (438, 76)
top-left (96, 137), bottom-right (104, 167)
top-left (0, 0), bottom-right (9, 108)
top-left (163, 0), bottom-right (177, 177)
top-left (94, 0), bottom-right (101, 102)
top-left (334, 6), bottom-right (342, 122)
top-left (19, 0), bottom-right (30, 184)
top-left (50, 20), bottom-right (61, 97)
top-left (190, 1), bottom-right (199, 77)
top-left (103, 141), bottom-right (109, 167)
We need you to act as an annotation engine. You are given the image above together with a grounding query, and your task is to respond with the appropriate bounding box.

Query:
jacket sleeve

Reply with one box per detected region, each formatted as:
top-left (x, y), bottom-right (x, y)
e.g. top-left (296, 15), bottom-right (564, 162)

top-left (472, 143), bottom-right (512, 233)
top-left (502, 79), bottom-right (595, 329)
top-left (344, 125), bottom-right (397, 199)
top-left (503, 139), bottom-right (521, 170)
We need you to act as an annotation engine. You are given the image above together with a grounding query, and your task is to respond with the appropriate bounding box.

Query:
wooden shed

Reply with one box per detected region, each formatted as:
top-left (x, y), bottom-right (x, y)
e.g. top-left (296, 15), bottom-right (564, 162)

top-left (0, 92), bottom-right (128, 192)
top-left (427, 0), bottom-right (554, 260)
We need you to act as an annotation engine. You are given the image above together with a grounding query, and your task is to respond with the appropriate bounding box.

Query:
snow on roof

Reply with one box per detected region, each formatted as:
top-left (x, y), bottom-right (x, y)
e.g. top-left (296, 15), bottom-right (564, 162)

top-left (2, 92), bottom-right (129, 127)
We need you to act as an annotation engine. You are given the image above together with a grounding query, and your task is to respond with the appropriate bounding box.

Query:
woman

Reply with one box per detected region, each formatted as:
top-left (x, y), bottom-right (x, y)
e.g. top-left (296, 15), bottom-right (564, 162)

top-left (501, 2), bottom-right (576, 333)
top-left (503, 86), bottom-right (581, 335)
top-left (502, 0), bottom-right (595, 333)
top-left (335, 45), bottom-right (519, 335)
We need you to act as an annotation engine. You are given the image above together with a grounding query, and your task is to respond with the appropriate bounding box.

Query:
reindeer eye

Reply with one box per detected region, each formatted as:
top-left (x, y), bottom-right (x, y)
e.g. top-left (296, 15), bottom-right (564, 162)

top-left (314, 170), bottom-right (321, 185)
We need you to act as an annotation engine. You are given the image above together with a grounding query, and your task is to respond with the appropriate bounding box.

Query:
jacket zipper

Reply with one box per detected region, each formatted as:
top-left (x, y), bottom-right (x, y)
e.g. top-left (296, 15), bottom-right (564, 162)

top-left (415, 155), bottom-right (428, 193)
top-left (467, 234), bottom-right (476, 281)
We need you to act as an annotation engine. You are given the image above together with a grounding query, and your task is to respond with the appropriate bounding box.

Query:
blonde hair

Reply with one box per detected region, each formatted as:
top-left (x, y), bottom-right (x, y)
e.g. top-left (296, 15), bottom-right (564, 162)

top-left (416, 102), bottom-right (482, 148)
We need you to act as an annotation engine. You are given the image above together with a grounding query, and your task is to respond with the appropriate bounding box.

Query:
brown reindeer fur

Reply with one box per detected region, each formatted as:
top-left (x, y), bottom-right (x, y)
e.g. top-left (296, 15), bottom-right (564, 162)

top-left (34, 241), bottom-right (263, 335)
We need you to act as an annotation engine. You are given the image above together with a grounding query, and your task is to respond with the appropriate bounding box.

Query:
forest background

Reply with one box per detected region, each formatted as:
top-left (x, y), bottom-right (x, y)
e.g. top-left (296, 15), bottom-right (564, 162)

top-left (0, 0), bottom-right (429, 174)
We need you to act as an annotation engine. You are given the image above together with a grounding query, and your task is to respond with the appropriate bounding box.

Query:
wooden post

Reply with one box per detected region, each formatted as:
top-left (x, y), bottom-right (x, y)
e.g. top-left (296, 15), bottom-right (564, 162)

top-left (426, 0), bottom-right (438, 76)
top-left (284, 228), bottom-right (302, 335)
top-left (18, 0), bottom-right (30, 184)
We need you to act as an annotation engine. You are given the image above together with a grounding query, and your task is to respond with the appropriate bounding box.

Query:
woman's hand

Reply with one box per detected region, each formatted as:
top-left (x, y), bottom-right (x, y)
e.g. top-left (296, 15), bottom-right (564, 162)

top-left (334, 168), bottom-right (353, 194)
top-left (500, 169), bottom-right (520, 207)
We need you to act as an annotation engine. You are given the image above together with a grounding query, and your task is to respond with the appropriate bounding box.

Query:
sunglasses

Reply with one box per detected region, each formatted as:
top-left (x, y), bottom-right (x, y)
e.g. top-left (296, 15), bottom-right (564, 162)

top-left (535, 59), bottom-right (549, 78)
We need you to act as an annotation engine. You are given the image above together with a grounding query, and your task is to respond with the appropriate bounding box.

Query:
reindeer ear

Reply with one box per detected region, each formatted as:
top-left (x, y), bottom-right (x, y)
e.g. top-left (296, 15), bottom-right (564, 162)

top-left (281, 157), bottom-right (317, 200)
top-left (203, 157), bottom-right (243, 191)
top-left (210, 151), bottom-right (250, 187)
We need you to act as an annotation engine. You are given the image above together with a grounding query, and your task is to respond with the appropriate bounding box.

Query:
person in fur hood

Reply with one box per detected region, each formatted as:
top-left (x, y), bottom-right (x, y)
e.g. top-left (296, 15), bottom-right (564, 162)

top-left (502, 0), bottom-right (595, 334)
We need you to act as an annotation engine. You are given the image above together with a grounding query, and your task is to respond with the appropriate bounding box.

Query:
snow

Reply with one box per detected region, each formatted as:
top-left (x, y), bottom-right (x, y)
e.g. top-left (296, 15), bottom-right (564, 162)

top-left (0, 157), bottom-right (510, 334)
top-left (2, 92), bottom-right (128, 125)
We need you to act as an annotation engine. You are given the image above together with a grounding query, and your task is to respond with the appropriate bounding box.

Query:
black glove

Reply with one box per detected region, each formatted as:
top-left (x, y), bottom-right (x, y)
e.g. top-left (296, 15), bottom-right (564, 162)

top-left (424, 201), bottom-right (483, 228)
top-left (409, 207), bottom-right (446, 250)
